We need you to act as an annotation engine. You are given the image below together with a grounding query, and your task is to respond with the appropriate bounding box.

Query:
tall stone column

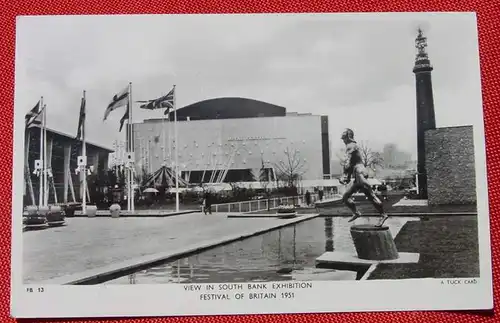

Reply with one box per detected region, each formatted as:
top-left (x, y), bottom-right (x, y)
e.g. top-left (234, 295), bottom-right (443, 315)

top-left (413, 28), bottom-right (436, 199)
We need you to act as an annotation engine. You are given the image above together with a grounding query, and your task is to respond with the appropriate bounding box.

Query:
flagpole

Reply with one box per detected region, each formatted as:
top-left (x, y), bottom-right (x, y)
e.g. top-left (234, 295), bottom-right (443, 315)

top-left (162, 112), bottom-right (166, 165)
top-left (129, 82), bottom-right (135, 212)
top-left (174, 85), bottom-right (179, 212)
top-left (126, 94), bottom-right (131, 212)
top-left (43, 100), bottom-right (48, 207)
top-left (39, 97), bottom-right (44, 207)
top-left (148, 139), bottom-right (152, 174)
top-left (168, 118), bottom-right (172, 176)
top-left (82, 90), bottom-right (87, 214)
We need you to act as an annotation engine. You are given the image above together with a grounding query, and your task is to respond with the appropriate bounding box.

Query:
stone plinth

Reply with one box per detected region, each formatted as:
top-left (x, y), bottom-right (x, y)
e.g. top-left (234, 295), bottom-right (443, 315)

top-left (350, 225), bottom-right (399, 261)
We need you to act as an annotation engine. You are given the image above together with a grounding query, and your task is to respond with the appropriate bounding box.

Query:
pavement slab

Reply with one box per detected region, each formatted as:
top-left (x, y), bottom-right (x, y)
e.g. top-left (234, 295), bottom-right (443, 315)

top-left (23, 212), bottom-right (317, 283)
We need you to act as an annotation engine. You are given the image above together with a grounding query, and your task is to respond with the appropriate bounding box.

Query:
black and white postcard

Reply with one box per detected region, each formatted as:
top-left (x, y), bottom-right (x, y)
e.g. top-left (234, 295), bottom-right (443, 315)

top-left (11, 12), bottom-right (493, 318)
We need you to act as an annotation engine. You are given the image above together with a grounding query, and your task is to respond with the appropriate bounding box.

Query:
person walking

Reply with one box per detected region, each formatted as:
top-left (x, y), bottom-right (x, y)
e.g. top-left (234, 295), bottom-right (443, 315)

top-left (379, 181), bottom-right (388, 201)
top-left (305, 190), bottom-right (311, 206)
top-left (203, 191), bottom-right (212, 215)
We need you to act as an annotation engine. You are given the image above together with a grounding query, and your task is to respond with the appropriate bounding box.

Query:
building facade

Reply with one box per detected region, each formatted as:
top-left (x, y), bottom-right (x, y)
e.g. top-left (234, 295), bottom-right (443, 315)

top-left (132, 98), bottom-right (330, 184)
top-left (24, 125), bottom-right (112, 206)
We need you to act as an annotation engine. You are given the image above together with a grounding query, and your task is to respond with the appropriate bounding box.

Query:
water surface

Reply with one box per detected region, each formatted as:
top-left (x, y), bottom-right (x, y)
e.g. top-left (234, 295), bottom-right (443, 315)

top-left (105, 216), bottom-right (414, 284)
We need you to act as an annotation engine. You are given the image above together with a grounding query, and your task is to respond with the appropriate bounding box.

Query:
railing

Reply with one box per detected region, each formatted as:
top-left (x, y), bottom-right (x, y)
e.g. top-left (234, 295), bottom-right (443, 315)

top-left (211, 192), bottom-right (336, 214)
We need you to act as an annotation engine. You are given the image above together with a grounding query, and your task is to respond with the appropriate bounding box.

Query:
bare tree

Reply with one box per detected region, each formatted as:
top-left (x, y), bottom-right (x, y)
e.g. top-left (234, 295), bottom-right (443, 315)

top-left (273, 146), bottom-right (307, 189)
top-left (358, 141), bottom-right (384, 171)
top-left (228, 181), bottom-right (241, 198)
top-left (335, 141), bottom-right (384, 174)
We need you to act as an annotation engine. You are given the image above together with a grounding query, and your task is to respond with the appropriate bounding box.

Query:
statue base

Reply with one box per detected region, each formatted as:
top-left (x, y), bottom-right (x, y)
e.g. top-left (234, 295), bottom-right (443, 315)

top-left (350, 224), bottom-right (399, 261)
top-left (315, 224), bottom-right (419, 279)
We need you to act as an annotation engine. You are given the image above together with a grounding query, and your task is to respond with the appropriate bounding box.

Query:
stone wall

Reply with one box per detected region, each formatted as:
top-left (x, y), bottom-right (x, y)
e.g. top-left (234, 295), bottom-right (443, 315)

top-left (425, 126), bottom-right (476, 205)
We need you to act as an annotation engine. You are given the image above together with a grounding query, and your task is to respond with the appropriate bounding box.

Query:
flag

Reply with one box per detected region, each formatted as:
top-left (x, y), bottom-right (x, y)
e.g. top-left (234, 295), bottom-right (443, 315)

top-left (25, 101), bottom-right (42, 127)
top-left (76, 95), bottom-right (86, 140)
top-left (103, 86), bottom-right (129, 121)
top-left (138, 87), bottom-right (174, 115)
top-left (119, 104), bottom-right (129, 132)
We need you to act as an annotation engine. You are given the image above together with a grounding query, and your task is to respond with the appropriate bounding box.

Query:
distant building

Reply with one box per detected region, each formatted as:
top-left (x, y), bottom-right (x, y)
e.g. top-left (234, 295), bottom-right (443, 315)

top-left (132, 97), bottom-right (331, 183)
top-left (382, 143), bottom-right (413, 169)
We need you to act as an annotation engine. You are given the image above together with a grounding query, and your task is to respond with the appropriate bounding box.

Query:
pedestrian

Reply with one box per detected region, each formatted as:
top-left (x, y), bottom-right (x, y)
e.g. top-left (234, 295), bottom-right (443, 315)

top-left (318, 189), bottom-right (324, 201)
top-left (305, 190), bottom-right (311, 206)
top-left (202, 197), bottom-right (207, 214)
top-left (379, 181), bottom-right (388, 201)
top-left (204, 191), bottom-right (212, 215)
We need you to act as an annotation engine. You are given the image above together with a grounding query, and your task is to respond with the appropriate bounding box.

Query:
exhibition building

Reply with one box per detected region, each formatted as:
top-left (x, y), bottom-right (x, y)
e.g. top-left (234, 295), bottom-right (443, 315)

top-left (132, 97), bottom-right (332, 187)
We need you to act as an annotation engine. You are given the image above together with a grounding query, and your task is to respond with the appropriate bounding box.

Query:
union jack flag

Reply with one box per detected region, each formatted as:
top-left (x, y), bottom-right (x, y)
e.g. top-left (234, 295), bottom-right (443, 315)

top-left (138, 86), bottom-right (174, 116)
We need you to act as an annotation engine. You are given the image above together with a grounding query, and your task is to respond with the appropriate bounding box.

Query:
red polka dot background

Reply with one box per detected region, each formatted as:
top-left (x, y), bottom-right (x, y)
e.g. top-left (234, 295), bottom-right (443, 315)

top-left (1, 1), bottom-right (499, 323)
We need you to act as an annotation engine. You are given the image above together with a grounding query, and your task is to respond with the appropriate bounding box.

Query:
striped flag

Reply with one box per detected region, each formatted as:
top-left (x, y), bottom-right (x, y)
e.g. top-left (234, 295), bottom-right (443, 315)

top-left (103, 86), bottom-right (129, 121)
top-left (25, 101), bottom-right (44, 127)
top-left (119, 104), bottom-right (129, 132)
top-left (76, 95), bottom-right (86, 140)
top-left (138, 87), bottom-right (174, 116)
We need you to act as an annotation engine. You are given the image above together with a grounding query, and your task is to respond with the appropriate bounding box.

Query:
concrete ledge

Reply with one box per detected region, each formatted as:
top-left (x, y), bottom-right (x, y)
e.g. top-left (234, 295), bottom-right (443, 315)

top-left (39, 214), bottom-right (319, 285)
top-left (228, 213), bottom-right (312, 219)
top-left (71, 210), bottom-right (199, 217)
top-left (227, 213), bottom-right (282, 218)
top-left (393, 199), bottom-right (429, 207)
top-left (316, 251), bottom-right (420, 268)
top-left (314, 197), bottom-right (343, 207)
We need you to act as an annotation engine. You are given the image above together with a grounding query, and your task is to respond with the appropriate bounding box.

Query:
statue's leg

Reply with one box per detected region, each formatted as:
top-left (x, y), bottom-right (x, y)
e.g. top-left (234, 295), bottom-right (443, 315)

top-left (343, 184), bottom-right (361, 222)
top-left (356, 168), bottom-right (388, 227)
top-left (361, 185), bottom-right (384, 214)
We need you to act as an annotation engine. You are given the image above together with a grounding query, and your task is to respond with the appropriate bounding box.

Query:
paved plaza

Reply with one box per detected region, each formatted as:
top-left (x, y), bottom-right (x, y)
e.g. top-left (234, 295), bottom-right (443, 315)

top-left (23, 213), bottom-right (317, 283)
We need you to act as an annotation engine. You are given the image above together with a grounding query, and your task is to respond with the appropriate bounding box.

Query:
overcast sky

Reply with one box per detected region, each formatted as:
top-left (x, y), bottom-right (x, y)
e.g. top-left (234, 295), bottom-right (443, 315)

top-left (14, 12), bottom-right (483, 158)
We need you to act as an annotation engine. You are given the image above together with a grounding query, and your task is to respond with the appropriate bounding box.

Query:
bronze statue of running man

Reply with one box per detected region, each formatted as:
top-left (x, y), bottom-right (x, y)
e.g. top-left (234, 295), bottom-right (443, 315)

top-left (339, 128), bottom-right (389, 227)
